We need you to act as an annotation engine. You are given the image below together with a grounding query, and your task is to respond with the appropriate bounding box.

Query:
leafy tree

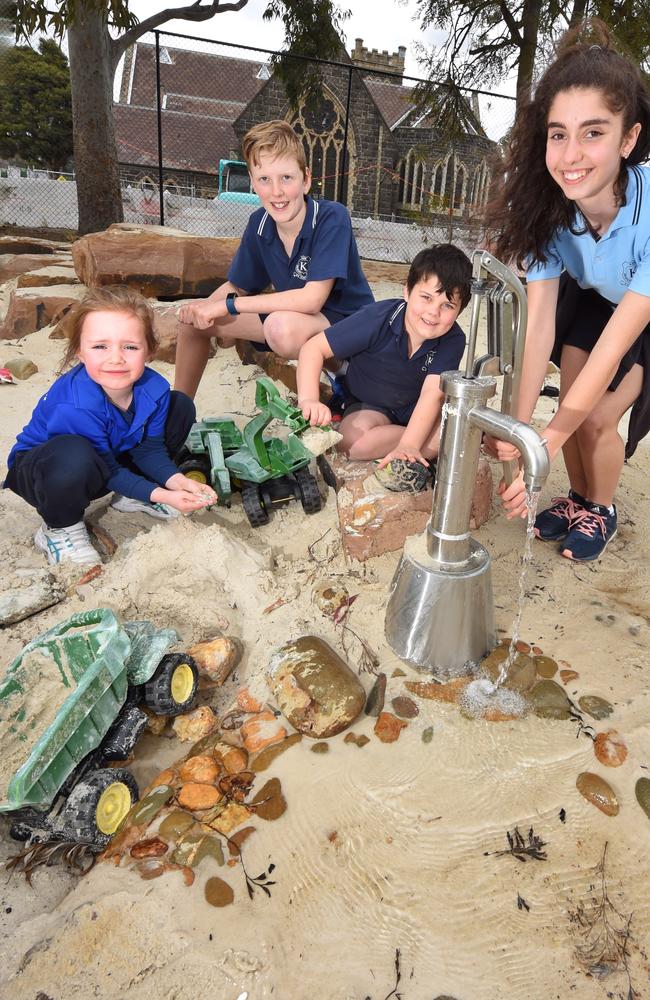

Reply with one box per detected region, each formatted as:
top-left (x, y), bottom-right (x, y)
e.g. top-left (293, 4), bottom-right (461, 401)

top-left (415, 0), bottom-right (650, 109)
top-left (10, 0), bottom-right (349, 234)
top-left (0, 38), bottom-right (72, 170)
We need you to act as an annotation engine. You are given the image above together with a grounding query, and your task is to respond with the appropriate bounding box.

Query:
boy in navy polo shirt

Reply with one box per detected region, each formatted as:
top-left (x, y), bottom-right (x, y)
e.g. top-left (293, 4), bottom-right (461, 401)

top-left (175, 120), bottom-right (373, 397)
top-left (297, 244), bottom-right (471, 491)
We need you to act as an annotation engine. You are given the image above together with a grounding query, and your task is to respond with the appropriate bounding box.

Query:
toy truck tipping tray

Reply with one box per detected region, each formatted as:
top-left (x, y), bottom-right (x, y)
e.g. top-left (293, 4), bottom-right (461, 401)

top-left (0, 608), bottom-right (199, 846)
top-left (178, 376), bottom-right (322, 527)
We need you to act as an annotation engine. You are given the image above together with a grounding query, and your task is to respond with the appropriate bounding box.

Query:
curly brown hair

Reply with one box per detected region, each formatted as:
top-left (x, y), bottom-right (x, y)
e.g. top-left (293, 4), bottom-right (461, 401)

top-left (485, 19), bottom-right (650, 269)
top-left (60, 286), bottom-right (158, 371)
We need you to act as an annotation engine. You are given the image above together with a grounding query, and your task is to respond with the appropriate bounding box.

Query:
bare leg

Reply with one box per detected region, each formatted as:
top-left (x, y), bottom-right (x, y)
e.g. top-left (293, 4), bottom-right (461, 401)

top-left (558, 346), bottom-right (590, 497)
top-left (263, 311), bottom-right (330, 358)
top-left (338, 410), bottom-right (402, 460)
top-left (575, 362), bottom-right (642, 506)
top-left (174, 313), bottom-right (265, 398)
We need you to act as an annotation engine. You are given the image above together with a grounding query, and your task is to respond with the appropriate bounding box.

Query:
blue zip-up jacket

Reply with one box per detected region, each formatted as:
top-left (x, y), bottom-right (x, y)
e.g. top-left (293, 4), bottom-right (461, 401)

top-left (7, 364), bottom-right (179, 503)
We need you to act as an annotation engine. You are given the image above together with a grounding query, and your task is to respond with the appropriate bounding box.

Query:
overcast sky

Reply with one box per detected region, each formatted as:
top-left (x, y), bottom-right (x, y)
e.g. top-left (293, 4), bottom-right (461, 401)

top-left (126, 0), bottom-right (445, 80)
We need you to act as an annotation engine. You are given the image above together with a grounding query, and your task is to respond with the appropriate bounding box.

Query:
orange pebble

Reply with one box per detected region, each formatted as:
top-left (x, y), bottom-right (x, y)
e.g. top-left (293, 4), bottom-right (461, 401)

top-left (236, 687), bottom-right (262, 713)
top-left (241, 710), bottom-right (288, 753)
top-left (179, 755), bottom-right (221, 784)
top-left (177, 782), bottom-right (222, 811)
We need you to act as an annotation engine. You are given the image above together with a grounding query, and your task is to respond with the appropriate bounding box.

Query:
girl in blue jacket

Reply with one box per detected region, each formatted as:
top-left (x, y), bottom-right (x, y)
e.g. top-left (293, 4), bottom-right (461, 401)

top-left (5, 287), bottom-right (217, 565)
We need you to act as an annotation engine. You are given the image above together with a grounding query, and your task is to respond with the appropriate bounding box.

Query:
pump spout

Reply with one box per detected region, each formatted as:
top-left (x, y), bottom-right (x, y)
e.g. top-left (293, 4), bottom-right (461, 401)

top-left (469, 406), bottom-right (550, 493)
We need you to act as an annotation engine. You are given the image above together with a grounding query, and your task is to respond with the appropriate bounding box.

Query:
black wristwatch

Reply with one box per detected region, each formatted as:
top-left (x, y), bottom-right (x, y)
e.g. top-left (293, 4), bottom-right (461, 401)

top-left (225, 292), bottom-right (239, 316)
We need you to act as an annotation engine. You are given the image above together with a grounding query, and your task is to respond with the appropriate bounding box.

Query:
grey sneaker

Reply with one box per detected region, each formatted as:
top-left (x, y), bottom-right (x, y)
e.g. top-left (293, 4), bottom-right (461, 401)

top-left (374, 459), bottom-right (432, 493)
top-left (111, 494), bottom-right (179, 520)
top-left (34, 521), bottom-right (99, 566)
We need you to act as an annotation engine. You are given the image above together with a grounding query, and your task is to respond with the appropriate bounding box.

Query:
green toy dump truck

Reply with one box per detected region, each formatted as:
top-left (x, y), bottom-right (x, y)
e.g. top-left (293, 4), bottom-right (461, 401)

top-left (177, 376), bottom-right (322, 527)
top-left (0, 608), bottom-right (199, 847)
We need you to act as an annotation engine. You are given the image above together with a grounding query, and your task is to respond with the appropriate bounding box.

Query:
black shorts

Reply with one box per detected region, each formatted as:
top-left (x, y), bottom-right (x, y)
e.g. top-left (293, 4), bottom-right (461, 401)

top-left (248, 306), bottom-right (348, 353)
top-left (553, 273), bottom-right (647, 390)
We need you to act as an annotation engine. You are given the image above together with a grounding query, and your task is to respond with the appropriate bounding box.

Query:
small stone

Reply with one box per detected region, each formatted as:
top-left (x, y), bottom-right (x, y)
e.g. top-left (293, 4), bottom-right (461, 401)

top-left (391, 696), bottom-right (419, 719)
top-left (172, 706), bottom-right (218, 743)
top-left (0, 568), bottom-right (63, 626)
top-left (531, 646), bottom-right (543, 655)
top-left (533, 655), bottom-right (558, 678)
top-left (514, 640), bottom-right (531, 653)
top-left (530, 680), bottom-right (573, 720)
top-left (217, 744), bottom-right (249, 775)
top-left (355, 734), bottom-right (370, 747)
top-left (311, 741), bottom-right (329, 754)
top-left (241, 710), bottom-right (288, 753)
top-left (391, 668), bottom-right (406, 678)
top-left (187, 634), bottom-right (241, 685)
top-left (220, 709), bottom-right (248, 731)
top-left (364, 673), bottom-right (386, 717)
top-left (560, 669), bottom-right (579, 684)
top-left (125, 785), bottom-right (174, 827)
top-left (130, 837), bottom-right (168, 859)
top-left (502, 654), bottom-right (537, 693)
top-left (343, 732), bottom-right (370, 747)
top-left (172, 832), bottom-right (224, 868)
top-left (593, 730), bottom-right (628, 768)
top-left (421, 726), bottom-right (434, 743)
top-left (205, 876), bottom-right (234, 907)
top-left (158, 810), bottom-right (195, 840)
top-left (236, 687), bottom-right (262, 713)
top-left (480, 645), bottom-right (509, 682)
top-left (406, 678), bottom-right (468, 704)
top-left (250, 732), bottom-right (302, 772)
top-left (137, 859), bottom-right (165, 880)
top-left (576, 772), bottom-right (619, 816)
top-left (267, 636), bottom-right (366, 738)
top-left (251, 776), bottom-right (286, 821)
top-left (177, 782), bottom-right (222, 812)
top-left (579, 696), bottom-right (614, 720)
top-left (344, 732), bottom-right (358, 744)
top-left (635, 777), bottom-right (650, 821)
top-left (179, 755), bottom-right (221, 784)
top-left (374, 711), bottom-right (408, 743)
top-left (210, 802), bottom-right (253, 834)
top-left (4, 357), bottom-right (38, 380)
top-left (312, 579), bottom-right (349, 617)
top-left (142, 708), bottom-right (169, 736)
top-left (148, 768), bottom-right (179, 791)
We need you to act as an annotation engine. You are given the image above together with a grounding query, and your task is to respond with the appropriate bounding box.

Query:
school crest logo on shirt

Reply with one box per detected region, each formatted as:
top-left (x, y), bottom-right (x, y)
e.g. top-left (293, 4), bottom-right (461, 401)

top-left (421, 350), bottom-right (437, 372)
top-left (293, 255), bottom-right (310, 281)
top-left (621, 260), bottom-right (637, 286)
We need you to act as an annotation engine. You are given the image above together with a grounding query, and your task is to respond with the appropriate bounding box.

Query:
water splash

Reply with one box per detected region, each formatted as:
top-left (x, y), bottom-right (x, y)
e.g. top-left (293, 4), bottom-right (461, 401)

top-left (494, 489), bottom-right (540, 689)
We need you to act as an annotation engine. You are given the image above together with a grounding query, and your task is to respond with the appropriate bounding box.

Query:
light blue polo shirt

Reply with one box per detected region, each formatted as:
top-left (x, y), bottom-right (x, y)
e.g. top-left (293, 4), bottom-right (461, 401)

top-left (526, 165), bottom-right (650, 303)
top-left (228, 196), bottom-right (373, 316)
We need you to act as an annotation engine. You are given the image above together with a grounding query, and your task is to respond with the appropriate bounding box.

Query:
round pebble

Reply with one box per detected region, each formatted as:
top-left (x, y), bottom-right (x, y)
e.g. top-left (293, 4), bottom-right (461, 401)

top-left (593, 730), bottom-right (627, 768)
top-left (579, 695), bottom-right (614, 720)
top-left (533, 655), bottom-right (558, 678)
top-left (576, 772), bottom-right (619, 816)
top-left (635, 777), bottom-right (650, 821)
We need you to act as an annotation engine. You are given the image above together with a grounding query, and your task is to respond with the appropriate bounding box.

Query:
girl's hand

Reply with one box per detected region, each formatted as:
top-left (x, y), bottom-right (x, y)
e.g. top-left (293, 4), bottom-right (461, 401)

top-left (483, 433), bottom-right (521, 462)
top-left (378, 445), bottom-right (429, 470)
top-left (300, 399), bottom-right (332, 426)
top-left (497, 469), bottom-right (529, 520)
top-left (178, 299), bottom-right (224, 330)
top-left (156, 488), bottom-right (217, 514)
top-left (177, 475), bottom-right (218, 505)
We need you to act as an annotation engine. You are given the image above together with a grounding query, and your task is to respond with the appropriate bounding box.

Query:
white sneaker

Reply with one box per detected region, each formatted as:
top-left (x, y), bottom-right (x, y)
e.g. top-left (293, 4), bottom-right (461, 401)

top-left (110, 494), bottom-right (179, 520)
top-left (34, 521), bottom-right (99, 566)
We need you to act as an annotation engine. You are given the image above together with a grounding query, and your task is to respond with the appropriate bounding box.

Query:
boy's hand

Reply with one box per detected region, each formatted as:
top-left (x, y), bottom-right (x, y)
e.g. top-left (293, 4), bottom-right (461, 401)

top-left (378, 445), bottom-right (429, 470)
top-left (153, 487), bottom-right (217, 514)
top-left (497, 470), bottom-right (529, 520)
top-left (178, 299), bottom-right (224, 330)
top-left (177, 476), bottom-right (218, 505)
top-left (299, 399), bottom-right (332, 426)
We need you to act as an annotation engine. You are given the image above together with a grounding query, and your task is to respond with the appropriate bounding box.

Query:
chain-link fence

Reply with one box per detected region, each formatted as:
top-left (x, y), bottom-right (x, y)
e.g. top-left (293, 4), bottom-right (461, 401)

top-left (0, 30), bottom-right (516, 263)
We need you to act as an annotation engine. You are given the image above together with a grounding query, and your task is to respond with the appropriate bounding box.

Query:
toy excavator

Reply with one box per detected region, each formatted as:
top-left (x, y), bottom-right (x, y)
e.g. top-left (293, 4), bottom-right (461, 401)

top-left (177, 377), bottom-right (322, 527)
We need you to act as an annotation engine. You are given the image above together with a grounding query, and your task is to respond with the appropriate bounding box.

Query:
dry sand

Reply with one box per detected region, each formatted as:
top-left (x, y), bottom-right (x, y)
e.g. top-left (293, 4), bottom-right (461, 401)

top-left (0, 280), bottom-right (649, 999)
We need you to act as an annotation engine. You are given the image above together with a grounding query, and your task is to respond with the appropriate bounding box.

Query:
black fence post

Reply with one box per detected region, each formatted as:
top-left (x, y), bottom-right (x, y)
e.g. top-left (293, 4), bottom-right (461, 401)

top-left (338, 64), bottom-right (353, 205)
top-left (154, 30), bottom-right (165, 226)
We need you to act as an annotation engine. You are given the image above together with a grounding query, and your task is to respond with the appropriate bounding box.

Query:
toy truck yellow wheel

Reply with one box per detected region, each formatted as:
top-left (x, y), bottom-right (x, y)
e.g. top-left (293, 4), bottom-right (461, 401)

top-left (179, 458), bottom-right (211, 484)
top-left (96, 780), bottom-right (133, 835)
top-left (143, 653), bottom-right (199, 716)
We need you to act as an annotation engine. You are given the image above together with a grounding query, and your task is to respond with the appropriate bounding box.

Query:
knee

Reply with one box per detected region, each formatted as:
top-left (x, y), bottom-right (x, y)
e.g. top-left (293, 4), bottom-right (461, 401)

top-left (578, 412), bottom-right (612, 445)
top-left (168, 390), bottom-right (196, 428)
top-left (262, 314), bottom-right (297, 358)
top-left (43, 436), bottom-right (106, 489)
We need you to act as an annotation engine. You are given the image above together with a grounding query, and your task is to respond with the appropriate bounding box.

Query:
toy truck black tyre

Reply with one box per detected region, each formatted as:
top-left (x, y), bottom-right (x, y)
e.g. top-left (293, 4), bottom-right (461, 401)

top-left (143, 653), bottom-right (199, 716)
top-left (242, 485), bottom-right (269, 527)
top-left (295, 467), bottom-right (322, 514)
top-left (178, 456), bottom-right (211, 485)
top-left (60, 768), bottom-right (139, 847)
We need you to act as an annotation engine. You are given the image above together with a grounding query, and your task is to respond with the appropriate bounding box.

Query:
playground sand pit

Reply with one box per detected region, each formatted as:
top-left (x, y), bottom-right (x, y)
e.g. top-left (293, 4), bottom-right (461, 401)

top-left (1, 285), bottom-right (650, 999)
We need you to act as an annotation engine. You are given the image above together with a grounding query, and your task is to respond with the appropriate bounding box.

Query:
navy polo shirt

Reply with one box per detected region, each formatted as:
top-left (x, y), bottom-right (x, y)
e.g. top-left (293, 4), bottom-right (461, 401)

top-left (527, 165), bottom-right (650, 302)
top-left (228, 196), bottom-right (373, 316)
top-left (325, 299), bottom-right (466, 416)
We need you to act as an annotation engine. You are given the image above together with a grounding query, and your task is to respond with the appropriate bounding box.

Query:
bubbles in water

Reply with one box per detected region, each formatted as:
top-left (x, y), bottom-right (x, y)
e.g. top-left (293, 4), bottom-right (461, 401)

top-left (460, 678), bottom-right (528, 719)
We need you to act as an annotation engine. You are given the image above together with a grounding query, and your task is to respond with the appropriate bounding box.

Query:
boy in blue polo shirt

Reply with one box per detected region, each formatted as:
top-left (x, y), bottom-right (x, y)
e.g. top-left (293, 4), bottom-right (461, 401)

top-left (297, 244), bottom-right (471, 491)
top-left (175, 120), bottom-right (373, 397)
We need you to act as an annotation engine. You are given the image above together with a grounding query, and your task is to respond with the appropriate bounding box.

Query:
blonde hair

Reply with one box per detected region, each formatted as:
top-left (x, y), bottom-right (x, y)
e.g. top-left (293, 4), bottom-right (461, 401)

top-left (60, 286), bottom-right (157, 370)
top-left (241, 120), bottom-right (308, 176)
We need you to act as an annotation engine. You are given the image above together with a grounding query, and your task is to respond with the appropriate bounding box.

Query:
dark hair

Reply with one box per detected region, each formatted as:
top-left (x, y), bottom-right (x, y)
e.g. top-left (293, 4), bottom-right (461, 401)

top-left (485, 19), bottom-right (650, 268)
top-left (60, 285), bottom-right (158, 370)
top-left (407, 244), bottom-right (472, 309)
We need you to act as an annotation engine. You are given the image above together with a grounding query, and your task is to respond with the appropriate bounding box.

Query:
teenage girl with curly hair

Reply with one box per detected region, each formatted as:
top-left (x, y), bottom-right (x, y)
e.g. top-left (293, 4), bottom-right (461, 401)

top-left (485, 19), bottom-right (650, 561)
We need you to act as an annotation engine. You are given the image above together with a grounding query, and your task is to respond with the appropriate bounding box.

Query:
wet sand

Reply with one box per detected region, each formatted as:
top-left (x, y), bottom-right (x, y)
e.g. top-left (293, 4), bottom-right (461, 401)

top-left (1, 282), bottom-right (649, 999)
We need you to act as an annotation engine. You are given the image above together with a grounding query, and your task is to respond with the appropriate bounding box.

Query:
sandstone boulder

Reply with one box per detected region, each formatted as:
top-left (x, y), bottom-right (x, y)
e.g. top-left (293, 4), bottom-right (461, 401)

top-left (72, 223), bottom-right (239, 297)
top-left (0, 235), bottom-right (71, 255)
top-left (0, 253), bottom-right (72, 285)
top-left (0, 284), bottom-right (85, 340)
top-left (17, 264), bottom-right (78, 288)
